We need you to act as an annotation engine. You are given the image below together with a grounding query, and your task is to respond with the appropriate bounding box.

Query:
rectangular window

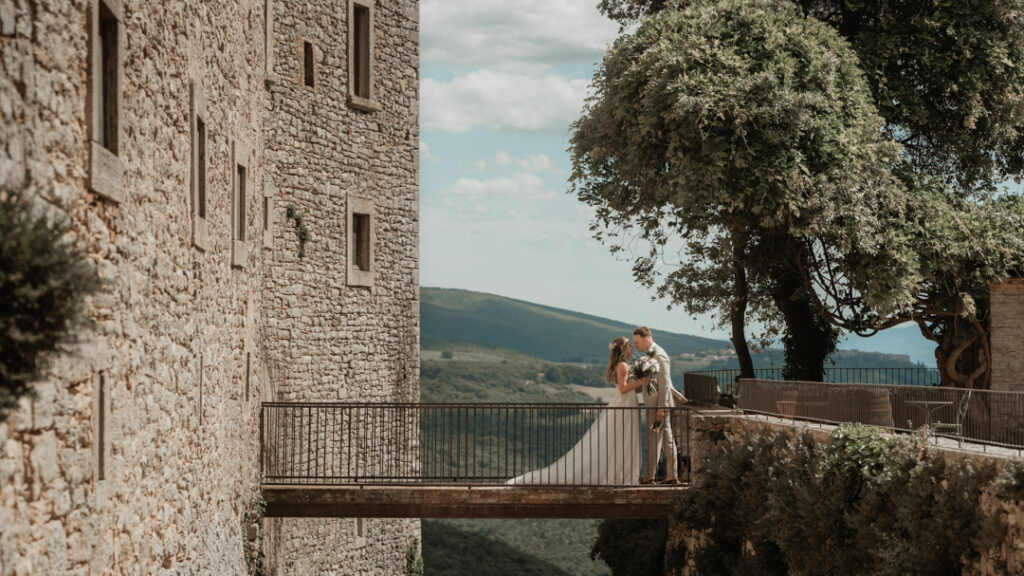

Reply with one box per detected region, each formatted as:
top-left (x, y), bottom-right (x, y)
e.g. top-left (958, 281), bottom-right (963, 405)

top-left (347, 197), bottom-right (375, 287)
top-left (264, 0), bottom-right (274, 77)
top-left (232, 141), bottom-right (250, 269)
top-left (237, 164), bottom-right (247, 242)
top-left (352, 6), bottom-right (370, 98)
top-left (303, 41), bottom-right (314, 87)
top-left (88, 0), bottom-right (125, 203)
top-left (197, 118), bottom-right (207, 218)
top-left (99, 4), bottom-right (119, 154)
top-left (353, 213), bottom-right (370, 271)
top-left (245, 352), bottom-right (251, 401)
top-left (347, 1), bottom-right (377, 111)
top-left (190, 81), bottom-right (209, 251)
top-left (95, 372), bottom-right (107, 481)
top-left (263, 176), bottom-right (276, 250)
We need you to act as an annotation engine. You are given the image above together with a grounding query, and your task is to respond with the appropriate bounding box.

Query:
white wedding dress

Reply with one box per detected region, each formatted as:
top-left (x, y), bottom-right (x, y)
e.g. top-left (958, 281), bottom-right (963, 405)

top-left (506, 382), bottom-right (642, 486)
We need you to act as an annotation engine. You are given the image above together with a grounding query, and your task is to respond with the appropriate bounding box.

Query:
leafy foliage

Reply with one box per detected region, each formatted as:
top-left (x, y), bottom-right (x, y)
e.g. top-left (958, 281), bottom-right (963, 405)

top-left (596, 0), bottom-right (1024, 194)
top-left (571, 0), bottom-right (910, 380)
top-left (543, 364), bottom-right (608, 388)
top-left (406, 538), bottom-right (425, 576)
top-left (590, 519), bottom-right (669, 576)
top-left (422, 520), bottom-right (575, 576)
top-left (993, 458), bottom-right (1024, 503)
top-left (285, 204), bottom-right (310, 258)
top-left (583, 0), bottom-right (1024, 387)
top-left (0, 192), bottom-right (101, 418)
top-left (669, 424), bottom-right (1000, 575)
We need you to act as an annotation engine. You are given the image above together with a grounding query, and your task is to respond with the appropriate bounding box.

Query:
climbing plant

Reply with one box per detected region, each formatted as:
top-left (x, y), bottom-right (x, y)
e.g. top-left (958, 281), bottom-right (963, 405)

top-left (285, 204), bottom-right (310, 258)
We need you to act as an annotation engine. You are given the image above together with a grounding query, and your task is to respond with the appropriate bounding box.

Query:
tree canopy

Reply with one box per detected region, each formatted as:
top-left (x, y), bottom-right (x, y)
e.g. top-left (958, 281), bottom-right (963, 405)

top-left (582, 0), bottom-right (1024, 385)
top-left (571, 0), bottom-right (913, 379)
top-left (597, 0), bottom-right (1024, 195)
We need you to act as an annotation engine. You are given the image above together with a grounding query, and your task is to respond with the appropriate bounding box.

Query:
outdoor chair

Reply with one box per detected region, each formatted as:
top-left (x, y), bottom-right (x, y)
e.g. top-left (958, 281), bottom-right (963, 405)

top-left (932, 389), bottom-right (972, 442)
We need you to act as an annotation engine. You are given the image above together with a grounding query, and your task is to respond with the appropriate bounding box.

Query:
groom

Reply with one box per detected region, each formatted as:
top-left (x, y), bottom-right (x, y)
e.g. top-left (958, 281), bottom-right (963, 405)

top-left (633, 327), bottom-right (681, 485)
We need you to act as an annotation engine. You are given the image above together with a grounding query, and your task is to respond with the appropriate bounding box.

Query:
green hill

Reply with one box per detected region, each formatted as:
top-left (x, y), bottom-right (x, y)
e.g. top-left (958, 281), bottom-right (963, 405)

top-left (421, 287), bottom-right (729, 363)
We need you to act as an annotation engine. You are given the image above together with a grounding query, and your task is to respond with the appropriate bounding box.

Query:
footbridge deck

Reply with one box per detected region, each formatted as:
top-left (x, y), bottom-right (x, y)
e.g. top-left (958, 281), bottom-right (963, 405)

top-left (263, 484), bottom-right (684, 519)
top-left (259, 402), bottom-right (691, 519)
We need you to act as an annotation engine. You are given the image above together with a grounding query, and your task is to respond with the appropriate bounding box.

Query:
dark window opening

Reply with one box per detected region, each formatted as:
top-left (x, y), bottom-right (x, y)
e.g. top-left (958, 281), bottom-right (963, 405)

top-left (353, 212), bottom-right (370, 271)
top-left (245, 352), bottom-right (251, 401)
top-left (352, 5), bottom-right (370, 98)
top-left (197, 117), bottom-right (207, 218)
top-left (303, 41), bottom-right (314, 87)
top-left (237, 165), bottom-right (247, 241)
top-left (97, 372), bottom-right (106, 480)
top-left (99, 3), bottom-right (119, 153)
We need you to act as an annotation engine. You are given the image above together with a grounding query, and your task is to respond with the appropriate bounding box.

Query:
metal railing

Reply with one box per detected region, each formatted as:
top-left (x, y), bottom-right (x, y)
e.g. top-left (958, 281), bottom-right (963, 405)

top-left (685, 367), bottom-right (941, 398)
top-left (736, 379), bottom-right (1024, 449)
top-left (260, 402), bottom-right (690, 486)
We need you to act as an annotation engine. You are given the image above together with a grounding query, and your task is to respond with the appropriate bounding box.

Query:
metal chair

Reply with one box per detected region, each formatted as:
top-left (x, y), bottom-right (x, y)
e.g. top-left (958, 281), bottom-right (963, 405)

top-left (933, 389), bottom-right (972, 442)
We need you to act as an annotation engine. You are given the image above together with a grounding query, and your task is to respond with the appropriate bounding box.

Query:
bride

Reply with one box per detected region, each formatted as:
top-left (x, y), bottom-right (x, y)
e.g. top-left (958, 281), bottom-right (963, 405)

top-left (507, 337), bottom-right (645, 485)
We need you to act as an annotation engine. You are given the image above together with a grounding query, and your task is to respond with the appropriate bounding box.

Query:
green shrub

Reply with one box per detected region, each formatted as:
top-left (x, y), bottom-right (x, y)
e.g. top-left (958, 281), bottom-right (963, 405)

top-left (0, 192), bottom-right (101, 419)
top-left (993, 459), bottom-right (1024, 503)
top-left (440, 350), bottom-right (454, 360)
top-left (590, 519), bottom-right (668, 576)
top-left (668, 424), bottom-right (1001, 575)
top-left (406, 538), bottom-right (424, 576)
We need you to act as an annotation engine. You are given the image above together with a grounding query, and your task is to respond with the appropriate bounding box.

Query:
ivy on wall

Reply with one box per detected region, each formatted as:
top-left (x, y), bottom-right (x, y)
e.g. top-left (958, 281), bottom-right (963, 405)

top-left (285, 204), bottom-right (310, 258)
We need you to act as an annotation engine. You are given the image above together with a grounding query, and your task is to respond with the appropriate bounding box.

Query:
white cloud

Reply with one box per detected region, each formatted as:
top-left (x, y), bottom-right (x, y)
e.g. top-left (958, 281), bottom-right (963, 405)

top-left (420, 140), bottom-right (438, 163)
top-left (421, 0), bottom-right (618, 69)
top-left (422, 70), bottom-right (589, 133)
top-left (495, 151), bottom-right (560, 174)
top-left (443, 173), bottom-right (554, 200)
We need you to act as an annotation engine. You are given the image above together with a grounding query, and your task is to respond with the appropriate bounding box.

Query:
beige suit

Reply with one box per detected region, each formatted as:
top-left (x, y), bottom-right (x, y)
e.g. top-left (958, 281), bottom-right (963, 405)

top-left (641, 342), bottom-right (677, 481)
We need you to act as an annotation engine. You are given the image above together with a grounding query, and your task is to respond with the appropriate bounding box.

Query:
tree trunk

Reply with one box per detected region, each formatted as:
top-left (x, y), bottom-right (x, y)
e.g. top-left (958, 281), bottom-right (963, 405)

top-left (730, 247), bottom-right (755, 379)
top-left (770, 259), bottom-right (838, 382)
top-left (916, 311), bottom-right (991, 389)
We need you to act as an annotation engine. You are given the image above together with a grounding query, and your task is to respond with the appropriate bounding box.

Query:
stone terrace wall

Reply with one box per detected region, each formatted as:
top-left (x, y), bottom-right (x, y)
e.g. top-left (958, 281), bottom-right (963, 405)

top-left (260, 0), bottom-right (421, 573)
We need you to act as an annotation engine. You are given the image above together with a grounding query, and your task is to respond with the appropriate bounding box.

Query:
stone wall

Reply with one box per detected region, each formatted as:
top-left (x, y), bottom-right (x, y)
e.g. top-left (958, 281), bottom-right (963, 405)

top-left (0, 0), bottom-right (419, 574)
top-left (260, 0), bottom-right (421, 571)
top-left (990, 279), bottom-right (1024, 393)
top-left (989, 280), bottom-right (1024, 442)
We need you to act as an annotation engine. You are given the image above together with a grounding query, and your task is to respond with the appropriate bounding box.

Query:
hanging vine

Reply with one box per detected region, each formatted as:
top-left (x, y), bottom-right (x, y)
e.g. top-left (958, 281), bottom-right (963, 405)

top-left (285, 204), bottom-right (310, 258)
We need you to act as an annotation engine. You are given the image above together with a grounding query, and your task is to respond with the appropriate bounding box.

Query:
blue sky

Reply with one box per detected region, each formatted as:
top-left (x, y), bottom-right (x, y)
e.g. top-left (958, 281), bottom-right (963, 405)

top-left (416, 0), bottom-right (936, 362)
top-left (418, 0), bottom-right (701, 335)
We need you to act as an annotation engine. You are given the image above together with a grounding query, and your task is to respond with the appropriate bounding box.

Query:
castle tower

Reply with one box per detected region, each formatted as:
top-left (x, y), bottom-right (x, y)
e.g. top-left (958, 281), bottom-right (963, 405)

top-left (0, 0), bottom-right (419, 573)
top-left (260, 0), bottom-right (421, 572)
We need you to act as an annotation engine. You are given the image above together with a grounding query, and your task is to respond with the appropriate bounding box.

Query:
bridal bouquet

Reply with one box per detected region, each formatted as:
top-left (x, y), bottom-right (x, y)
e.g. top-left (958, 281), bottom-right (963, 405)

top-left (629, 354), bottom-right (660, 396)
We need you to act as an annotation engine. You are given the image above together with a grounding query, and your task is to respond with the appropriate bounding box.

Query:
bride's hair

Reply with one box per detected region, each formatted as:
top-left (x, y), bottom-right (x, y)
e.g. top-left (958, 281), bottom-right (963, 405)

top-left (605, 336), bottom-right (631, 383)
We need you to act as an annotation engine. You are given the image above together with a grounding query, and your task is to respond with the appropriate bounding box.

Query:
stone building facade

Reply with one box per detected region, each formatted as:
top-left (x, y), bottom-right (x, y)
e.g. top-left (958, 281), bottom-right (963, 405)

top-left (0, 0), bottom-right (419, 574)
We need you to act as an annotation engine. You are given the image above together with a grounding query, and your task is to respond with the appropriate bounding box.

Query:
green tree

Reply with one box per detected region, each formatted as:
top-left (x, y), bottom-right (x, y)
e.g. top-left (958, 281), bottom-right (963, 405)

top-left (0, 191), bottom-right (101, 419)
top-left (570, 0), bottom-right (911, 381)
top-left (594, 0), bottom-right (1024, 388)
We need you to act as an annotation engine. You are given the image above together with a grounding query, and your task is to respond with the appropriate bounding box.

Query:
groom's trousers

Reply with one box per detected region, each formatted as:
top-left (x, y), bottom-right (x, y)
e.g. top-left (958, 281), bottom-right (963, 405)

top-left (643, 407), bottom-right (677, 481)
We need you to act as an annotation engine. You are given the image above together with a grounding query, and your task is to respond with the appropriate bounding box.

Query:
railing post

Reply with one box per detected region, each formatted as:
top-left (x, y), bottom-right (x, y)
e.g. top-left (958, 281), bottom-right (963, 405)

top-left (259, 403), bottom-right (265, 479)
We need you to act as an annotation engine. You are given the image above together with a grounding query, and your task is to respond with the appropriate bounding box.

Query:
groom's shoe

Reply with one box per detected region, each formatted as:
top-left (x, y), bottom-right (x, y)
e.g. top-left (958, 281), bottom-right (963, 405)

top-left (640, 478), bottom-right (655, 485)
top-left (657, 477), bottom-right (682, 485)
